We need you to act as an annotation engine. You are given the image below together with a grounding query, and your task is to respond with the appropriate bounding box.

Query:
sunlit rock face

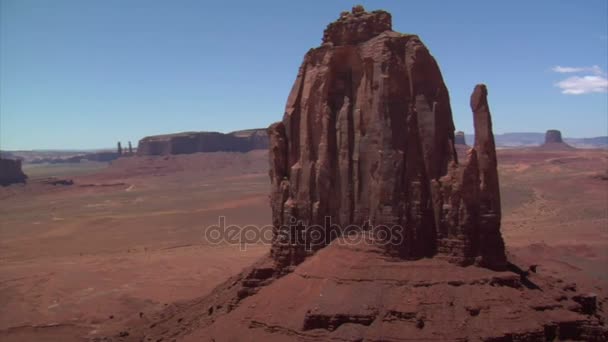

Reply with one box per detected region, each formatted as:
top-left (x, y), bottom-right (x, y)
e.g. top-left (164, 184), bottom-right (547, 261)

top-left (268, 7), bottom-right (507, 270)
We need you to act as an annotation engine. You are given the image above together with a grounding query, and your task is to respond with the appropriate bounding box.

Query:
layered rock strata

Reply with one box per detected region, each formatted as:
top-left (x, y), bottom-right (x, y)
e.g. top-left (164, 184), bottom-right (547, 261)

top-left (137, 129), bottom-right (268, 156)
top-left (268, 8), bottom-right (505, 270)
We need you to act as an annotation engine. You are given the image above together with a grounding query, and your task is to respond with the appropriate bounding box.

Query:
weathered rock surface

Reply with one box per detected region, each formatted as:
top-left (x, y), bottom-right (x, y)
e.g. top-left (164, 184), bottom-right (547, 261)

top-left (455, 131), bottom-right (467, 145)
top-left (0, 158), bottom-right (27, 186)
top-left (137, 129), bottom-right (268, 156)
top-left (113, 240), bottom-right (607, 342)
top-left (433, 85), bottom-right (507, 269)
top-left (267, 8), bottom-right (505, 270)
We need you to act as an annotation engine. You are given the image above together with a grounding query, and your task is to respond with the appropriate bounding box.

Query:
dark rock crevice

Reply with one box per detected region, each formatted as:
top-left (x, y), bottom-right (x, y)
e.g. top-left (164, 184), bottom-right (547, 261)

top-left (269, 8), bottom-right (505, 270)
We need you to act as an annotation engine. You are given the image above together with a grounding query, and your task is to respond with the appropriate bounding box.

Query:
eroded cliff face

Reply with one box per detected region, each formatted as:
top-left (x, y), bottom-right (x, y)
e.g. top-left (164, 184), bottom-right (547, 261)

top-left (268, 9), bottom-right (505, 270)
top-left (137, 129), bottom-right (268, 156)
top-left (0, 158), bottom-right (27, 186)
top-left (433, 85), bottom-right (507, 269)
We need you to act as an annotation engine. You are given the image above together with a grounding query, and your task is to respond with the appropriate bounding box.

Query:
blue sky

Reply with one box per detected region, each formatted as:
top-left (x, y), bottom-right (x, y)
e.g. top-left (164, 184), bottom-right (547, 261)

top-left (1, 0), bottom-right (607, 150)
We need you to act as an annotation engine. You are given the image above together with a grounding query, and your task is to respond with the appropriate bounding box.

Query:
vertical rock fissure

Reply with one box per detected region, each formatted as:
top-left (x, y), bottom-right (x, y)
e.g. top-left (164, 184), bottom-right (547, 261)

top-left (268, 7), bottom-right (507, 270)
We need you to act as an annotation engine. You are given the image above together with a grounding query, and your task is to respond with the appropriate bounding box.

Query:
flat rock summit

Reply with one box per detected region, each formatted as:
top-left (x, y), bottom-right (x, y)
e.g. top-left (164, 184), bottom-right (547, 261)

top-left (267, 8), bottom-right (505, 269)
top-left (137, 129), bottom-right (269, 156)
top-left (455, 131), bottom-right (467, 145)
top-left (540, 129), bottom-right (574, 150)
top-left (106, 7), bottom-right (606, 342)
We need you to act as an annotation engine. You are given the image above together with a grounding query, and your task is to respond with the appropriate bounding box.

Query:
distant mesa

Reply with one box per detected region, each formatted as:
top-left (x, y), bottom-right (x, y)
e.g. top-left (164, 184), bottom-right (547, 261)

top-left (540, 129), bottom-right (574, 150)
top-left (136, 129), bottom-right (269, 156)
top-left (0, 158), bottom-right (27, 186)
top-left (545, 129), bottom-right (564, 144)
top-left (29, 151), bottom-right (122, 164)
top-left (455, 130), bottom-right (467, 145)
top-left (460, 133), bottom-right (607, 148)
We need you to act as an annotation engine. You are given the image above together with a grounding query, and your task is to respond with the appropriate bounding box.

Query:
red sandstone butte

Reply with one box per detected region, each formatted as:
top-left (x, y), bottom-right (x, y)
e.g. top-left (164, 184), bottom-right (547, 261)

top-left (268, 9), bottom-right (505, 270)
top-left (455, 131), bottom-right (467, 145)
top-left (540, 129), bottom-right (575, 150)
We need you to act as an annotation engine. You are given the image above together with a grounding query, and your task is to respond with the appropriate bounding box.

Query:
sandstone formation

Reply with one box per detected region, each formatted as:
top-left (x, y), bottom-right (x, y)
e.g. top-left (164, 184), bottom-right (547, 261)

top-left (433, 84), bottom-right (507, 269)
top-left (541, 129), bottom-right (574, 150)
top-left (455, 131), bottom-right (467, 145)
top-left (137, 129), bottom-right (268, 156)
top-left (0, 158), bottom-right (27, 186)
top-left (117, 142), bottom-right (123, 155)
top-left (267, 8), bottom-right (505, 270)
top-left (454, 131), bottom-right (469, 161)
top-left (119, 242), bottom-right (607, 342)
top-left (104, 7), bottom-right (606, 342)
top-left (545, 129), bottom-right (564, 144)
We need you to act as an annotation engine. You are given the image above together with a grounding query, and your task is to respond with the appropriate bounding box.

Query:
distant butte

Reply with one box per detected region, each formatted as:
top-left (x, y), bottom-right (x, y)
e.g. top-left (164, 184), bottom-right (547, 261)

top-left (455, 131), bottom-right (467, 145)
top-left (137, 129), bottom-right (269, 156)
top-left (540, 129), bottom-right (575, 150)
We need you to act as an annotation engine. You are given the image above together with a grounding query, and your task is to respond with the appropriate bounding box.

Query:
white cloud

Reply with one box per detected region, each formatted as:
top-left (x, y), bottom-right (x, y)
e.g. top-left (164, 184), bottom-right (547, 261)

top-left (555, 75), bottom-right (608, 95)
top-left (552, 65), bottom-right (607, 95)
top-left (552, 65), bottom-right (604, 75)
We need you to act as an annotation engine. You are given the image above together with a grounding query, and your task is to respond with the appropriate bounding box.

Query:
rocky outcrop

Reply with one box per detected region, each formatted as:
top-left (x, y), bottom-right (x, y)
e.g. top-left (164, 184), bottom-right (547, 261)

top-left (433, 85), bottom-right (507, 269)
top-left (545, 129), bottom-right (564, 144)
top-left (120, 239), bottom-right (608, 342)
top-left (137, 129), bottom-right (268, 156)
top-left (455, 131), bottom-right (466, 145)
top-left (541, 129), bottom-right (574, 150)
top-left (39, 177), bottom-right (74, 186)
top-left (268, 7), bottom-right (507, 270)
top-left (0, 158), bottom-right (27, 186)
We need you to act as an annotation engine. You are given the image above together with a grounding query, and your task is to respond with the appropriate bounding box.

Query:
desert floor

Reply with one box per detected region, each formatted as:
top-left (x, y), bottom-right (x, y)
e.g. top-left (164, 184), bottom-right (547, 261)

top-left (0, 148), bottom-right (606, 341)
